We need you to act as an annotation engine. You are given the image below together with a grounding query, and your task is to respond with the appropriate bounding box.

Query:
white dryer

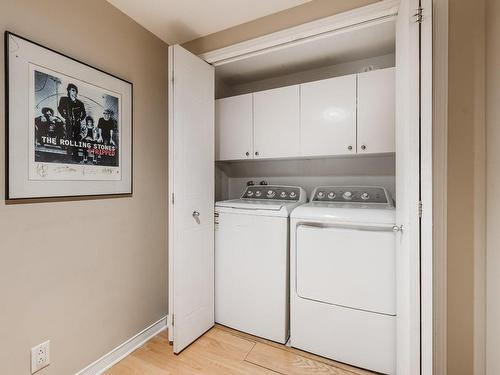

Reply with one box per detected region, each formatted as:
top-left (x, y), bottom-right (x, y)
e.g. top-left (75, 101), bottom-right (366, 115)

top-left (290, 186), bottom-right (396, 374)
top-left (215, 185), bottom-right (306, 343)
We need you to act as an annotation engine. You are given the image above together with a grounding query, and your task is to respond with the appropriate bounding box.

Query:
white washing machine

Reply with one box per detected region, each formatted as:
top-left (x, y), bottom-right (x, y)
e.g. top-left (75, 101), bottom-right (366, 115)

top-left (215, 185), bottom-right (306, 343)
top-left (290, 186), bottom-right (396, 374)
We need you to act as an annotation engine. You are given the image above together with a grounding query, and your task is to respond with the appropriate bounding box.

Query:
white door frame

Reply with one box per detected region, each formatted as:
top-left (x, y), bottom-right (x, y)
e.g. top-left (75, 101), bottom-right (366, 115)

top-left (420, 0), bottom-right (434, 373)
top-left (196, 0), bottom-right (435, 372)
top-left (167, 43), bottom-right (174, 343)
top-left (431, 0), bottom-right (448, 373)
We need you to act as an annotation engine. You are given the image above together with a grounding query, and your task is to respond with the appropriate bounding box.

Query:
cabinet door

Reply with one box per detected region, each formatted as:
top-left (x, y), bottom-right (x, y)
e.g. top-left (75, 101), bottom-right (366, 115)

top-left (357, 68), bottom-right (396, 154)
top-left (300, 75), bottom-right (356, 157)
top-left (253, 86), bottom-right (300, 159)
top-left (215, 94), bottom-right (253, 161)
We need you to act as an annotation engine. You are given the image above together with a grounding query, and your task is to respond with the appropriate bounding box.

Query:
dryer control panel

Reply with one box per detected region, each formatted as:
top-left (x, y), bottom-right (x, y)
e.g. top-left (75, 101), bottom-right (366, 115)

top-left (241, 185), bottom-right (303, 201)
top-left (312, 186), bottom-right (391, 204)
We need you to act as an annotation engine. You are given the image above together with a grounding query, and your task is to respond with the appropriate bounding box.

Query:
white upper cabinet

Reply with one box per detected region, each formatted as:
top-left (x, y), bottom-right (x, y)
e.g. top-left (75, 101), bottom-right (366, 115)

top-left (300, 74), bottom-right (357, 157)
top-left (215, 93), bottom-right (253, 161)
top-left (357, 67), bottom-right (396, 154)
top-left (253, 86), bottom-right (300, 159)
top-left (214, 68), bottom-right (395, 161)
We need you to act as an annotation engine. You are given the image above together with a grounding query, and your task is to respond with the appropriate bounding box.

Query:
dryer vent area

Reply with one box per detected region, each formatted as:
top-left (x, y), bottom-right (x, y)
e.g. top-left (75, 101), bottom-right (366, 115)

top-left (215, 155), bottom-right (396, 203)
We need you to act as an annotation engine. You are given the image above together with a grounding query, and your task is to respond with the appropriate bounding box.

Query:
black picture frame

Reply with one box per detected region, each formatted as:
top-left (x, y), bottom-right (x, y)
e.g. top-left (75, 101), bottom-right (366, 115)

top-left (5, 31), bottom-right (133, 201)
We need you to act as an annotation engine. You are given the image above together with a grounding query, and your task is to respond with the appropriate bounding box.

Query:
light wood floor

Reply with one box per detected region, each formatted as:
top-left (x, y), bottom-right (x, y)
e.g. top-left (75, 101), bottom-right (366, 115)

top-left (105, 324), bottom-right (375, 375)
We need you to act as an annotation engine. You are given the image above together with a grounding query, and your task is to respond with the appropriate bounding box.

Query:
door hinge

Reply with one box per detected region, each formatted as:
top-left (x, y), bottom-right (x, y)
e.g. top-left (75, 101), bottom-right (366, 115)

top-left (418, 201), bottom-right (423, 218)
top-left (168, 314), bottom-right (174, 327)
top-left (171, 314), bottom-right (174, 327)
top-left (171, 193), bottom-right (174, 205)
top-left (414, 5), bottom-right (423, 24)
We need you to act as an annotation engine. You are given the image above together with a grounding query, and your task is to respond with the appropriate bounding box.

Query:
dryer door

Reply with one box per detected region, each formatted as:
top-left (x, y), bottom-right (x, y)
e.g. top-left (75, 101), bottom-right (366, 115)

top-left (295, 223), bottom-right (396, 315)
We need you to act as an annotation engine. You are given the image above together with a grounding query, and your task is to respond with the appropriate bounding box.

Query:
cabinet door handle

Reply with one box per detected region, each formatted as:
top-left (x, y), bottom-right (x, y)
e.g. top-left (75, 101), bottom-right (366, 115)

top-left (245, 151), bottom-right (250, 157)
top-left (347, 145), bottom-right (353, 151)
top-left (361, 145), bottom-right (367, 151)
top-left (255, 151), bottom-right (259, 156)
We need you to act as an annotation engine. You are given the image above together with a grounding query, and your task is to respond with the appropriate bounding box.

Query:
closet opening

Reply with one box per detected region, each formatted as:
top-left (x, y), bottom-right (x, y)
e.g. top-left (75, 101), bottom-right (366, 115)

top-left (167, 1), bottom-right (432, 373)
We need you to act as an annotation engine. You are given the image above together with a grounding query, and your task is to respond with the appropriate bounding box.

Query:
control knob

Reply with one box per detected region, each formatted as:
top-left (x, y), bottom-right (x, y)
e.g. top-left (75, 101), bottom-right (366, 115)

top-left (361, 192), bottom-right (370, 201)
top-left (317, 191), bottom-right (325, 199)
top-left (267, 190), bottom-right (275, 198)
top-left (327, 192), bottom-right (336, 199)
top-left (280, 191), bottom-right (287, 198)
top-left (289, 191), bottom-right (297, 198)
top-left (247, 190), bottom-right (254, 197)
top-left (342, 191), bottom-right (353, 200)
top-left (255, 190), bottom-right (262, 197)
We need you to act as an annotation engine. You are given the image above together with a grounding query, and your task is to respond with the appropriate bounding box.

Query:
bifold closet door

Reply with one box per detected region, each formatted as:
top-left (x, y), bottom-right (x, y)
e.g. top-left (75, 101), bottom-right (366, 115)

top-left (395, 0), bottom-right (423, 373)
top-left (168, 45), bottom-right (215, 354)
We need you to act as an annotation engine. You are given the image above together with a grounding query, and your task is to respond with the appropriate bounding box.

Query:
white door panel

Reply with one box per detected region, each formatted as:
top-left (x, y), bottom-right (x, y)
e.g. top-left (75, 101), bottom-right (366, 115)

top-left (215, 212), bottom-right (289, 343)
top-left (357, 67), bottom-right (396, 154)
top-left (215, 94), bottom-right (253, 161)
top-left (168, 44), bottom-right (214, 353)
top-left (300, 74), bottom-right (356, 157)
top-left (296, 225), bottom-right (396, 315)
top-left (253, 85), bottom-right (300, 158)
top-left (291, 297), bottom-right (396, 375)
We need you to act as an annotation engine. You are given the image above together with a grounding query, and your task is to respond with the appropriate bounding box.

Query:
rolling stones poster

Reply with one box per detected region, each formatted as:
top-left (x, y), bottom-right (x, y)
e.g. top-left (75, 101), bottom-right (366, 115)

top-left (30, 65), bottom-right (121, 181)
top-left (6, 32), bottom-right (132, 199)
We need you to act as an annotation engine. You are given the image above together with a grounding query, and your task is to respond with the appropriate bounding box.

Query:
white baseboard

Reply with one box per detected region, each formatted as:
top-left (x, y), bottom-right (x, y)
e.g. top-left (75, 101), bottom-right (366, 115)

top-left (75, 316), bottom-right (167, 375)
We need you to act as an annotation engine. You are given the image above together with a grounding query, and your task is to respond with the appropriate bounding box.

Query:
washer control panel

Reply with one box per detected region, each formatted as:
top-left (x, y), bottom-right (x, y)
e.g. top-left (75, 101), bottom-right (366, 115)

top-left (242, 186), bottom-right (302, 201)
top-left (312, 186), bottom-right (390, 204)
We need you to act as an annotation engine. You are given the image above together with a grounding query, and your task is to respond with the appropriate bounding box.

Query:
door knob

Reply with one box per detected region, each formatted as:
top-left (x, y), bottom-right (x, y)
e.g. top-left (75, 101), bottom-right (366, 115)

top-left (392, 225), bottom-right (403, 232)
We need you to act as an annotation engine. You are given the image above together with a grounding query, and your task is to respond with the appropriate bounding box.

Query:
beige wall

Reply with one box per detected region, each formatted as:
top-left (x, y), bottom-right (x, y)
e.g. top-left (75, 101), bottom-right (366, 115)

top-left (448, 0), bottom-right (485, 374)
top-left (486, 0), bottom-right (500, 373)
top-left (0, 1), bottom-right (168, 374)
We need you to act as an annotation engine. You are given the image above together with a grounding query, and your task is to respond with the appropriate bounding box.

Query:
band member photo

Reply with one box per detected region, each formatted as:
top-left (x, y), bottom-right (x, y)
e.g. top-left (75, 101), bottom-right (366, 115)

top-left (98, 109), bottom-right (117, 146)
top-left (34, 107), bottom-right (65, 146)
top-left (57, 83), bottom-right (86, 142)
top-left (82, 116), bottom-right (100, 142)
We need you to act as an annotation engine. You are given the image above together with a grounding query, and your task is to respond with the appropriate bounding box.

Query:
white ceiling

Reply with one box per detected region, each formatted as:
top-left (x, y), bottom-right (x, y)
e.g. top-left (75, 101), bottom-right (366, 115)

top-left (106, 0), bottom-right (311, 45)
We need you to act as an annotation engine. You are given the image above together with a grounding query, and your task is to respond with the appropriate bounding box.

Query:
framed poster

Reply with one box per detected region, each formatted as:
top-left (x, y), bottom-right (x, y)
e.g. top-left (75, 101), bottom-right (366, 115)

top-left (5, 31), bottom-right (132, 199)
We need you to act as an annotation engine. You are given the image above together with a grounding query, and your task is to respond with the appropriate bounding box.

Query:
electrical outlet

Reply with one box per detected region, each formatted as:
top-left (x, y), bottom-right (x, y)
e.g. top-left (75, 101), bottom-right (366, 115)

top-left (31, 340), bottom-right (50, 373)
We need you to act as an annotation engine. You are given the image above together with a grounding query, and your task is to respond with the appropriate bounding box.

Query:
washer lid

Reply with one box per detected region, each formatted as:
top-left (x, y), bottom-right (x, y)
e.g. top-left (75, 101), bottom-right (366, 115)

top-left (216, 199), bottom-right (285, 211)
top-left (215, 198), bottom-right (303, 217)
